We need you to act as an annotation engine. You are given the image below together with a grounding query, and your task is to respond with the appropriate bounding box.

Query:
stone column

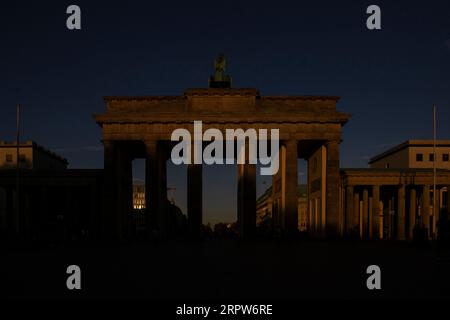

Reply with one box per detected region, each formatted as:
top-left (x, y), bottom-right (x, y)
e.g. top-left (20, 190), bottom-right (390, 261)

top-left (114, 143), bottom-right (134, 242)
top-left (447, 186), bottom-right (450, 216)
top-left (145, 140), bottom-right (159, 237)
top-left (158, 147), bottom-right (168, 236)
top-left (387, 197), bottom-right (393, 239)
top-left (123, 152), bottom-right (134, 240)
top-left (409, 188), bottom-right (417, 239)
top-left (188, 141), bottom-right (202, 238)
top-left (345, 185), bottom-right (354, 234)
top-left (325, 140), bottom-right (341, 237)
top-left (362, 188), bottom-right (369, 239)
top-left (146, 141), bottom-right (168, 238)
top-left (379, 197), bottom-right (384, 240)
top-left (285, 140), bottom-right (298, 233)
top-left (115, 145), bottom-right (123, 241)
top-left (237, 162), bottom-right (256, 239)
top-left (353, 191), bottom-right (360, 237)
top-left (432, 187), bottom-right (440, 238)
top-left (114, 146), bottom-right (126, 241)
top-left (397, 185), bottom-right (406, 240)
top-left (372, 185), bottom-right (380, 239)
top-left (422, 185), bottom-right (430, 237)
top-left (103, 140), bottom-right (120, 241)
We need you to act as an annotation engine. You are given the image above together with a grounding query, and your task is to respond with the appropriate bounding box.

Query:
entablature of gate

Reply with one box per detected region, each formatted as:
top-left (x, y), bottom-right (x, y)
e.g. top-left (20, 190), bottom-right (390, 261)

top-left (95, 88), bottom-right (350, 126)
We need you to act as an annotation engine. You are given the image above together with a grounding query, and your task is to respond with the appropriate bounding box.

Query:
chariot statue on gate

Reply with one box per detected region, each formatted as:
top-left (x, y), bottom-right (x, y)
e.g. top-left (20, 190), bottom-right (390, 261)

top-left (209, 54), bottom-right (232, 88)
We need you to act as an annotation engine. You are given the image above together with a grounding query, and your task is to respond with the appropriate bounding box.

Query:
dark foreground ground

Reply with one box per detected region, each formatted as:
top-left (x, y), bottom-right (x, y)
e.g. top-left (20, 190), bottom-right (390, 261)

top-left (1, 238), bottom-right (450, 301)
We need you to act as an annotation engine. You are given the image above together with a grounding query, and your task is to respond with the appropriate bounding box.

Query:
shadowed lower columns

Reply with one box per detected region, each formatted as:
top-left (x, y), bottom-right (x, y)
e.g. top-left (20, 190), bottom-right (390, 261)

top-left (326, 140), bottom-right (341, 237)
top-left (447, 186), bottom-right (450, 216)
top-left (397, 185), bottom-right (406, 240)
top-left (237, 161), bottom-right (256, 239)
top-left (353, 192), bottom-right (360, 237)
top-left (432, 188), bottom-right (440, 238)
top-left (145, 140), bottom-right (158, 237)
top-left (118, 150), bottom-right (133, 241)
top-left (422, 185), bottom-right (430, 237)
top-left (409, 188), bottom-right (416, 239)
top-left (145, 140), bottom-right (168, 238)
top-left (157, 146), bottom-right (168, 236)
top-left (188, 161), bottom-right (202, 238)
top-left (372, 185), bottom-right (380, 239)
top-left (285, 140), bottom-right (298, 233)
top-left (345, 186), bottom-right (354, 234)
top-left (362, 188), bottom-right (369, 239)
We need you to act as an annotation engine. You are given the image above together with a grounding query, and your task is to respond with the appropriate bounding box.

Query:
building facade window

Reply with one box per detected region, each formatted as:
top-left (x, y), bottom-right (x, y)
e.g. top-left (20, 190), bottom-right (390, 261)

top-left (443, 154), bottom-right (449, 162)
top-left (429, 153), bottom-right (434, 162)
top-left (5, 154), bottom-right (13, 162)
top-left (19, 154), bottom-right (26, 162)
top-left (416, 153), bottom-right (423, 162)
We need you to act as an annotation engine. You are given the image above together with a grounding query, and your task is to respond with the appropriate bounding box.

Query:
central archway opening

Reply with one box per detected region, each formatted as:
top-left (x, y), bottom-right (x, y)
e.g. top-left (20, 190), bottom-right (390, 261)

top-left (203, 164), bottom-right (237, 237)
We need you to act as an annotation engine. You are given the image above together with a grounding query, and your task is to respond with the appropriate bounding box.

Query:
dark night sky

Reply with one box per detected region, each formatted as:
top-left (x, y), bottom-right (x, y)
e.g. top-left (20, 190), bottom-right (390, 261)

top-left (1, 0), bottom-right (450, 224)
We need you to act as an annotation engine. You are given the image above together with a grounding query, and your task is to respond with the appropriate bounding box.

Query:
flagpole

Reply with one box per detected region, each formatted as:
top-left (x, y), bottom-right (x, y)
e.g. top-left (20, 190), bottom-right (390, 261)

top-left (433, 104), bottom-right (437, 239)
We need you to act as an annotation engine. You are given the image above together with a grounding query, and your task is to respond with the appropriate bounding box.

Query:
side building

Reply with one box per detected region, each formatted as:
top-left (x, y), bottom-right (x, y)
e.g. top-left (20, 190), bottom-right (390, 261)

top-left (0, 141), bottom-right (104, 243)
top-left (342, 140), bottom-right (450, 240)
top-left (0, 140), bottom-right (68, 170)
top-left (368, 140), bottom-right (450, 169)
top-left (256, 140), bottom-right (450, 240)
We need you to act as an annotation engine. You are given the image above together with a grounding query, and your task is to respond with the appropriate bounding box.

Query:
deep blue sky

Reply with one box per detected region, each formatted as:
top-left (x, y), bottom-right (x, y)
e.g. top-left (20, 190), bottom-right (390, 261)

top-left (1, 0), bottom-right (450, 224)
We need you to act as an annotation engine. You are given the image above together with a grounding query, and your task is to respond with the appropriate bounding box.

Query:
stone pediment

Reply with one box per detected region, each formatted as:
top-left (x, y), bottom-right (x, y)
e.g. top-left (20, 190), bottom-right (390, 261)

top-left (94, 88), bottom-right (350, 126)
top-left (96, 88), bottom-right (350, 126)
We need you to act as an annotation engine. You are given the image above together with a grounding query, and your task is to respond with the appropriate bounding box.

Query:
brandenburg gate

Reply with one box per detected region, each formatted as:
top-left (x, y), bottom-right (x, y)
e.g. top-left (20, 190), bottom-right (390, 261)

top-left (94, 57), bottom-right (350, 241)
top-left (94, 87), bottom-right (350, 241)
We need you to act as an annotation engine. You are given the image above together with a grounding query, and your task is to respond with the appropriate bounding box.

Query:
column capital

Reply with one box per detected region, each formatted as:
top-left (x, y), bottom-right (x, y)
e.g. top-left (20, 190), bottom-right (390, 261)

top-left (284, 139), bottom-right (298, 146)
top-left (325, 138), bottom-right (341, 146)
top-left (144, 139), bottom-right (157, 147)
top-left (144, 140), bottom-right (158, 159)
